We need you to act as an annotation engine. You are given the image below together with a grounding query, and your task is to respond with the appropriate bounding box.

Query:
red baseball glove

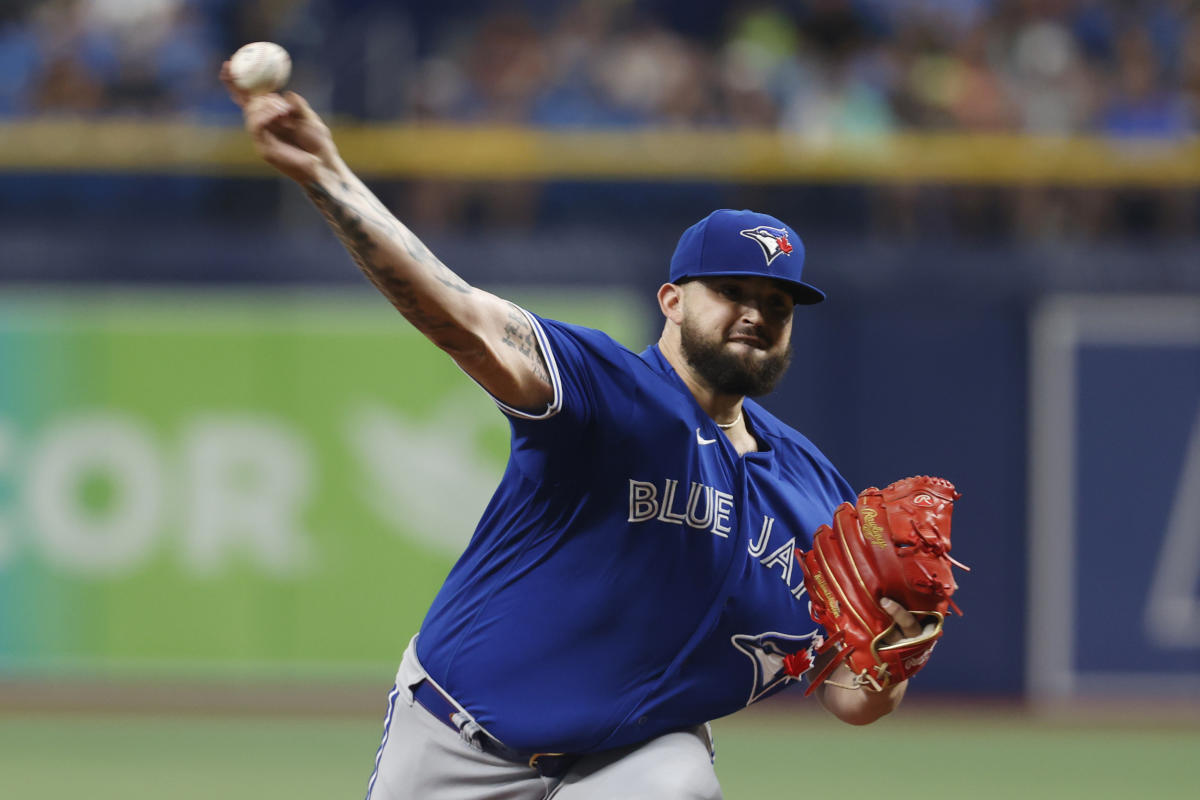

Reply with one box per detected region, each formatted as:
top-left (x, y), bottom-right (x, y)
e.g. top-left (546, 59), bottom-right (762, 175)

top-left (796, 476), bottom-right (968, 694)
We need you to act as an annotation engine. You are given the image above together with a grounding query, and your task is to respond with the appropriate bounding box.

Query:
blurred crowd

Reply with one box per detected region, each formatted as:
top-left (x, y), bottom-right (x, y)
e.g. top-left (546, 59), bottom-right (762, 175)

top-left (2, 0), bottom-right (1198, 237)
top-left (408, 0), bottom-right (1200, 143)
top-left (4, 0), bottom-right (1199, 136)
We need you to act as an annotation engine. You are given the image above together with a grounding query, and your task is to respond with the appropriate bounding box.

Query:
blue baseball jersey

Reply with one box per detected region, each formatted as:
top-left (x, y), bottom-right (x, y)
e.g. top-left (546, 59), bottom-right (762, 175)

top-left (416, 310), bottom-right (855, 754)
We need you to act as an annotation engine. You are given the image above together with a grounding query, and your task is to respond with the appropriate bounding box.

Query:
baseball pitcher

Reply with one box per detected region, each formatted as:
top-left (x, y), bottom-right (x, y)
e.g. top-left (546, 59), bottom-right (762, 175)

top-left (223, 62), bottom-right (965, 800)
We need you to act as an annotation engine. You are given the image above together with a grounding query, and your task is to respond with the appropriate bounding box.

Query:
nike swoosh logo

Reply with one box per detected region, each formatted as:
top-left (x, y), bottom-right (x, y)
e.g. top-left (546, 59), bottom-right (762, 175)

top-left (696, 428), bottom-right (717, 445)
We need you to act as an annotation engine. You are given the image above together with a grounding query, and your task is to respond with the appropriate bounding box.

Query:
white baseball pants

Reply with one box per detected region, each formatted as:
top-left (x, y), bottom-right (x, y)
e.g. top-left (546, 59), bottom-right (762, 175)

top-left (364, 638), bottom-right (722, 800)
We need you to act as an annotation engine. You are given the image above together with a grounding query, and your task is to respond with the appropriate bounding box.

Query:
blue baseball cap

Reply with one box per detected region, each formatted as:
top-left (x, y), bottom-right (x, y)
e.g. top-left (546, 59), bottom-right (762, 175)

top-left (669, 209), bottom-right (825, 305)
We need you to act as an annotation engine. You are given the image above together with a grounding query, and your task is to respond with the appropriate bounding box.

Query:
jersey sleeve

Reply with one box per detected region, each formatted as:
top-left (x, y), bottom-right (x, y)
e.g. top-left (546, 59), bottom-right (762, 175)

top-left (482, 306), bottom-right (567, 422)
top-left (470, 309), bottom-right (635, 431)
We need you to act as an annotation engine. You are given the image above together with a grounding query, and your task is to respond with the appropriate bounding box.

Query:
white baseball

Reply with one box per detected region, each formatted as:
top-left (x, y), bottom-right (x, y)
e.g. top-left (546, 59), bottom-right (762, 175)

top-left (229, 42), bottom-right (292, 95)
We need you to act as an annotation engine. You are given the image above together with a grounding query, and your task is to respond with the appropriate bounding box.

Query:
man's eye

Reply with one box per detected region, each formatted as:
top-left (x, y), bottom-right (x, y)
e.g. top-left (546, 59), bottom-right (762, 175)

top-left (719, 285), bottom-right (740, 300)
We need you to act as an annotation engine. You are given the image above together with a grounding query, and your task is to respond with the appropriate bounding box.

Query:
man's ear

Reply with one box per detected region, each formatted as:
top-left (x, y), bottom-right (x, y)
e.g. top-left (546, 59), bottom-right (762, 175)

top-left (658, 282), bottom-right (684, 325)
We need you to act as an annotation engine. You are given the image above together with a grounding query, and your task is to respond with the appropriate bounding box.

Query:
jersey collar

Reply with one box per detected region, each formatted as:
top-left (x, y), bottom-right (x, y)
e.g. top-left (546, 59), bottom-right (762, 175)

top-left (640, 344), bottom-right (776, 459)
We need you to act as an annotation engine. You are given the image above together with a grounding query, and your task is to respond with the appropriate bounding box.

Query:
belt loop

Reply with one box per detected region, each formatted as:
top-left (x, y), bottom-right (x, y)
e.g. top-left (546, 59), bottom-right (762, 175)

top-left (452, 711), bottom-right (486, 751)
top-left (396, 635), bottom-right (424, 705)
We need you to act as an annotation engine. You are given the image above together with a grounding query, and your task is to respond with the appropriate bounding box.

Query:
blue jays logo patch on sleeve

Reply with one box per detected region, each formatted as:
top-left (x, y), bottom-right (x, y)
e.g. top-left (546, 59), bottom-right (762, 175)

top-left (731, 631), bottom-right (820, 705)
top-left (739, 226), bottom-right (794, 265)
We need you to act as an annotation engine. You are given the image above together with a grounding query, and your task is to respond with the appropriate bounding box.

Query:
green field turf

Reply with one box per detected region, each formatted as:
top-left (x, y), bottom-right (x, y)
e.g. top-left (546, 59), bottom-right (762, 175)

top-left (2, 706), bottom-right (1196, 799)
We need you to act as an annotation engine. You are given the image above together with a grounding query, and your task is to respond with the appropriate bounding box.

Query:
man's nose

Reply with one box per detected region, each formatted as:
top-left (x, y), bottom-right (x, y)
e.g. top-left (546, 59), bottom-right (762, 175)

top-left (739, 298), bottom-right (766, 323)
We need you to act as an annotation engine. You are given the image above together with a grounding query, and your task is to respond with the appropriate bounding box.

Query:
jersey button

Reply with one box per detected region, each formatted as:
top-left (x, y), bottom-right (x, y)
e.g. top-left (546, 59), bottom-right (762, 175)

top-left (637, 716), bottom-right (648, 726)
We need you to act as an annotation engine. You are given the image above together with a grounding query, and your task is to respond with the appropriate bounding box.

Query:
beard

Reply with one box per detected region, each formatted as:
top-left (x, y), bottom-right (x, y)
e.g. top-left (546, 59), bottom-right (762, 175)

top-left (679, 317), bottom-right (792, 397)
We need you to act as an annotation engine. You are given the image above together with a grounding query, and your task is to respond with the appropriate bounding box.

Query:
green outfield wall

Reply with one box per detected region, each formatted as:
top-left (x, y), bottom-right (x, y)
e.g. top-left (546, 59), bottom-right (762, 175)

top-left (0, 289), bottom-right (646, 679)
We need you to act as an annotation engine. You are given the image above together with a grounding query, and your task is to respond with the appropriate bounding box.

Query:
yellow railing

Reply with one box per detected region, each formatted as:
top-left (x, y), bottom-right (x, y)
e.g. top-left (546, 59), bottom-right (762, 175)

top-left (2, 119), bottom-right (1199, 186)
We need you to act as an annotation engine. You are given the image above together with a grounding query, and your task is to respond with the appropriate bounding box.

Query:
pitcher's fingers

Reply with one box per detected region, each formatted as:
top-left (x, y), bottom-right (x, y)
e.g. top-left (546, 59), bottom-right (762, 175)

top-left (282, 91), bottom-right (318, 122)
top-left (243, 93), bottom-right (291, 136)
top-left (880, 597), bottom-right (921, 638)
top-left (220, 60), bottom-right (251, 108)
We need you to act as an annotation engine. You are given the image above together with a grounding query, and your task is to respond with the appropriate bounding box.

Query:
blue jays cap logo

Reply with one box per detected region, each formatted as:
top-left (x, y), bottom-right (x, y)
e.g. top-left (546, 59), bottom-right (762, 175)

top-left (739, 226), bottom-right (795, 266)
top-left (668, 210), bottom-right (825, 304)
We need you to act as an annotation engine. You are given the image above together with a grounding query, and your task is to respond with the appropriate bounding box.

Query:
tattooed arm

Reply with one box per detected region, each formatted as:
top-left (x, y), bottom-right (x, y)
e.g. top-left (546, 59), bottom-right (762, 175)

top-left (222, 69), bottom-right (553, 410)
top-left (302, 174), bottom-right (552, 401)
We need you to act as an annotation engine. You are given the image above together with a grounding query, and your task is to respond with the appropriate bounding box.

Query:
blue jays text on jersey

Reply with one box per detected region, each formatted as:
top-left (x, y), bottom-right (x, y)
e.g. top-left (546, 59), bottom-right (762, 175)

top-left (415, 310), bottom-right (855, 755)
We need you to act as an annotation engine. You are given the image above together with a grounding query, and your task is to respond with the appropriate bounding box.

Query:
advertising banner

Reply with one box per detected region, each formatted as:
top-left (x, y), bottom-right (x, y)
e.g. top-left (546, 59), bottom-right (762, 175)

top-left (0, 289), bottom-right (646, 679)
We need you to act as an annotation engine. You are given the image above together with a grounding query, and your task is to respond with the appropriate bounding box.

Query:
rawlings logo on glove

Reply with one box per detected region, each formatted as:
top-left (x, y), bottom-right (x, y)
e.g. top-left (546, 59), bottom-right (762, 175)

top-left (796, 476), bottom-right (968, 694)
